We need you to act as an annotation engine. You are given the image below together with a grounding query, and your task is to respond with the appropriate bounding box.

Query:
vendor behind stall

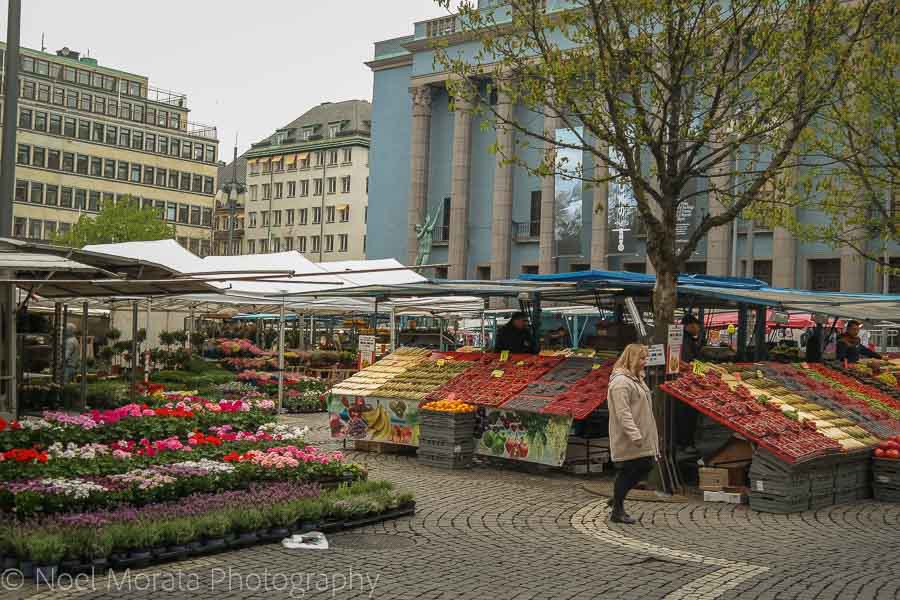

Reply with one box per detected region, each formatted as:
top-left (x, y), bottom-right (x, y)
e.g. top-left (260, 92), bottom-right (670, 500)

top-left (494, 312), bottom-right (536, 354)
top-left (677, 315), bottom-right (704, 452)
top-left (836, 320), bottom-right (881, 363)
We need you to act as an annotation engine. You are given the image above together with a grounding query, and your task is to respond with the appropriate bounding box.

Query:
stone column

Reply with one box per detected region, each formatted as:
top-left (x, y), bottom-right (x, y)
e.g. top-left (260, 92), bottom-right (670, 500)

top-left (539, 111), bottom-right (560, 274)
top-left (407, 86), bottom-right (433, 266)
top-left (772, 224), bottom-right (796, 288)
top-left (448, 95), bottom-right (473, 279)
top-left (840, 244), bottom-right (866, 292)
top-left (590, 149), bottom-right (609, 270)
top-left (490, 90), bottom-right (514, 282)
top-left (705, 193), bottom-right (731, 277)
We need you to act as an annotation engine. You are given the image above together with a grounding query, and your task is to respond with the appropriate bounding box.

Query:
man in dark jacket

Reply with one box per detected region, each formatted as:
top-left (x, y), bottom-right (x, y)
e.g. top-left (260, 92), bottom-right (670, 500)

top-left (494, 312), bottom-right (536, 354)
top-left (836, 320), bottom-right (881, 363)
top-left (677, 315), bottom-right (704, 452)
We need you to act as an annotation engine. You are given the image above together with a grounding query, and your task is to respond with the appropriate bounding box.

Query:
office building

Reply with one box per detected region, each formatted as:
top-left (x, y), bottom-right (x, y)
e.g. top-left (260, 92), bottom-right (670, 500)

top-left (2, 44), bottom-right (219, 256)
top-left (241, 100), bottom-right (370, 261)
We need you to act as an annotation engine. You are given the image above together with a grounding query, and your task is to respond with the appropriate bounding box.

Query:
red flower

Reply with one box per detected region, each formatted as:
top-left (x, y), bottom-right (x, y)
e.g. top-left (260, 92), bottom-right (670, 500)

top-left (0, 417), bottom-right (6, 432)
top-left (10, 421), bottom-right (21, 431)
top-left (223, 451), bottom-right (241, 462)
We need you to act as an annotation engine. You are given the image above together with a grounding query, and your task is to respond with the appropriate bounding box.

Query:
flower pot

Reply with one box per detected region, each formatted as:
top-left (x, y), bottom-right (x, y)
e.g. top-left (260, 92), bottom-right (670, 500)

top-left (235, 532), bottom-right (258, 547)
top-left (19, 561), bottom-right (34, 578)
top-left (123, 550), bottom-right (152, 569)
top-left (167, 545), bottom-right (188, 560)
top-left (109, 553), bottom-right (127, 568)
top-left (150, 546), bottom-right (167, 559)
top-left (202, 538), bottom-right (226, 552)
top-left (321, 520), bottom-right (343, 533)
top-left (34, 564), bottom-right (58, 584)
top-left (266, 527), bottom-right (290, 542)
top-left (186, 541), bottom-right (204, 556)
top-left (223, 533), bottom-right (238, 547)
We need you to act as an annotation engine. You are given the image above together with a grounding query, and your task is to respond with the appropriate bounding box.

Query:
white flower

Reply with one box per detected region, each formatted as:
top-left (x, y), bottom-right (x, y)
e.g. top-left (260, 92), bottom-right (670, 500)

top-left (41, 478), bottom-right (107, 499)
top-left (18, 418), bottom-right (55, 431)
top-left (258, 423), bottom-right (309, 441)
top-left (167, 459), bottom-right (235, 473)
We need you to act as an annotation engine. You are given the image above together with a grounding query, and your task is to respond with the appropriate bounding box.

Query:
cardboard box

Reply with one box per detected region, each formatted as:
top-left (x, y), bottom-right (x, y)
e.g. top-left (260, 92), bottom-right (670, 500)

top-left (703, 489), bottom-right (748, 504)
top-left (699, 466), bottom-right (748, 491)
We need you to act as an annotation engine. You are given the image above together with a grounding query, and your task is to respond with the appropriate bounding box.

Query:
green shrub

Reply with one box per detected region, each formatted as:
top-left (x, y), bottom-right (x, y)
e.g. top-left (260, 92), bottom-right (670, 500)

top-left (26, 533), bottom-right (67, 564)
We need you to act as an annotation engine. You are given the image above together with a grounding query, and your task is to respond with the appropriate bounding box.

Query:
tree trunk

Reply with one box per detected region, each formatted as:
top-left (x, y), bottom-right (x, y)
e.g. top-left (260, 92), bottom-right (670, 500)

top-left (652, 266), bottom-right (678, 344)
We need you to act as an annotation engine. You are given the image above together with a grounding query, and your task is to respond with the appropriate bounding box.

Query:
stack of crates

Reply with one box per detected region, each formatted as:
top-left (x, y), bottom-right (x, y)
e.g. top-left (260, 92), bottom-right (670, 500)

top-left (833, 451), bottom-right (872, 504)
top-left (873, 458), bottom-right (900, 502)
top-left (417, 409), bottom-right (476, 469)
top-left (749, 450), bottom-right (836, 513)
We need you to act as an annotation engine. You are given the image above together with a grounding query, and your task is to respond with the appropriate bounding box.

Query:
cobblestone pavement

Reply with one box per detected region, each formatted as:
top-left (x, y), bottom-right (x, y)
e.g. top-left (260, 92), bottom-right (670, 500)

top-left (3, 413), bottom-right (899, 600)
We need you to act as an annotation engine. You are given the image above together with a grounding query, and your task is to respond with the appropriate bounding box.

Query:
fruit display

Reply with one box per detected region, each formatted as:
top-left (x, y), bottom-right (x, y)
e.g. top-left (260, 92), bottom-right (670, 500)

top-left (662, 370), bottom-right (842, 463)
top-left (420, 399), bottom-right (476, 413)
top-left (425, 354), bottom-right (563, 407)
top-left (330, 348), bottom-right (431, 397)
top-left (542, 362), bottom-right (614, 419)
top-left (375, 359), bottom-right (473, 400)
top-left (807, 364), bottom-right (900, 420)
top-left (826, 359), bottom-right (900, 407)
top-left (873, 436), bottom-right (900, 459)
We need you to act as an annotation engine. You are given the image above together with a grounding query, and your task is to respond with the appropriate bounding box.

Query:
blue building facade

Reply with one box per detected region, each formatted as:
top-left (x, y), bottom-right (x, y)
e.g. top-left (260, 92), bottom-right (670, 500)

top-left (366, 2), bottom-right (895, 294)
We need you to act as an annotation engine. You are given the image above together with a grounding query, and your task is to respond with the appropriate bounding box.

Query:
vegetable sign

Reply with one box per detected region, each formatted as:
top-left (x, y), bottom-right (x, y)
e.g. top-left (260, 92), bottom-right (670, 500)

top-left (475, 408), bottom-right (572, 466)
top-left (667, 325), bottom-right (683, 375)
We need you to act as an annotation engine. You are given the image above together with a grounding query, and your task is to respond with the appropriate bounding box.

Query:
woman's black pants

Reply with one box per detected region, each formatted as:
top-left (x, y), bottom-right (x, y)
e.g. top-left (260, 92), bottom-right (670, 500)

top-left (612, 456), bottom-right (654, 510)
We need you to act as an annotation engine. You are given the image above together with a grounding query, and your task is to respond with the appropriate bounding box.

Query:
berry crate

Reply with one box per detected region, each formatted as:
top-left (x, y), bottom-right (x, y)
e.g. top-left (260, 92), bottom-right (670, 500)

top-left (749, 475), bottom-right (810, 497)
top-left (749, 491), bottom-right (810, 514)
top-left (833, 488), bottom-right (859, 505)
top-left (809, 491), bottom-right (835, 510)
top-left (873, 484), bottom-right (900, 503)
top-left (872, 458), bottom-right (900, 487)
top-left (418, 437), bottom-right (475, 457)
top-left (417, 449), bottom-right (473, 469)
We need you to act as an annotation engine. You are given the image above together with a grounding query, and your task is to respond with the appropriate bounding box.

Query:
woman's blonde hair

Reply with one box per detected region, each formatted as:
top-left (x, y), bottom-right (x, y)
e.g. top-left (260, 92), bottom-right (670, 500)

top-left (613, 343), bottom-right (648, 378)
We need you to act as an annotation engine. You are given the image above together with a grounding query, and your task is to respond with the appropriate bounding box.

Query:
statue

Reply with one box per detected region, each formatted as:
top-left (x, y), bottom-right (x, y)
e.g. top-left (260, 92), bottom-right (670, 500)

top-left (415, 205), bottom-right (442, 266)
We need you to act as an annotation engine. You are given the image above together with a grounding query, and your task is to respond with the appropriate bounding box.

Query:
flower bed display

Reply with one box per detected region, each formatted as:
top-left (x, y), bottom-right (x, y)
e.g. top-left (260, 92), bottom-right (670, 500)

top-left (0, 388), bottom-right (414, 579)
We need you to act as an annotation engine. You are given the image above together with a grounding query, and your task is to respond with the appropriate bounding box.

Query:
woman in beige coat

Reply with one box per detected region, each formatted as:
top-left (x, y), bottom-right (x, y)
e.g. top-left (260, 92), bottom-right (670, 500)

top-left (607, 343), bottom-right (659, 524)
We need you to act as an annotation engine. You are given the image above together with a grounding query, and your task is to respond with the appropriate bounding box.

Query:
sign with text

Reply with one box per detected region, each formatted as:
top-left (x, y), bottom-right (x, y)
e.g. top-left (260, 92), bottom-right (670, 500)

top-left (358, 335), bottom-right (376, 370)
top-left (667, 325), bottom-right (684, 375)
top-left (646, 344), bottom-right (666, 367)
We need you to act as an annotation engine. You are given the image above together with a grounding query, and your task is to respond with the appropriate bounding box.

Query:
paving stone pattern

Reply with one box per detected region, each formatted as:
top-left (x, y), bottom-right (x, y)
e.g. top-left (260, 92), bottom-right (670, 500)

top-left (3, 413), bottom-right (899, 600)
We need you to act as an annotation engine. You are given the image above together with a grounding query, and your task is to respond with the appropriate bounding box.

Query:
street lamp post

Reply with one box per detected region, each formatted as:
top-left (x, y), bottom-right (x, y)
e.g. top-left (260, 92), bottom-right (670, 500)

top-left (215, 146), bottom-right (246, 256)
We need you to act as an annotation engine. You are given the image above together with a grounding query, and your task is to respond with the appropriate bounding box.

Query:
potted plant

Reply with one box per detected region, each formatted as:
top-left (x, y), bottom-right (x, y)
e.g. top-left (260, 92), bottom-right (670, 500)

top-left (190, 332), bottom-right (206, 355)
top-left (27, 533), bottom-right (66, 583)
top-left (264, 503), bottom-right (300, 541)
top-left (196, 514), bottom-right (229, 552)
top-left (0, 532), bottom-right (17, 570)
top-left (229, 508), bottom-right (264, 547)
top-left (97, 346), bottom-right (114, 377)
top-left (88, 532), bottom-right (112, 574)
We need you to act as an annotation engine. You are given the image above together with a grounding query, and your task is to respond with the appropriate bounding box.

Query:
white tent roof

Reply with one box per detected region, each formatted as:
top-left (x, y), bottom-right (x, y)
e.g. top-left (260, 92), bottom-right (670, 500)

top-left (84, 240), bottom-right (207, 274)
top-left (199, 252), bottom-right (347, 296)
top-left (317, 259), bottom-right (427, 287)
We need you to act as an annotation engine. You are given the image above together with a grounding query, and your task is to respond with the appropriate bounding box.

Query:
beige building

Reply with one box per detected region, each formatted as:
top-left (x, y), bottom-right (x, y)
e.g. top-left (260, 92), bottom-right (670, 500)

top-left (1, 45), bottom-right (219, 255)
top-left (232, 100), bottom-right (370, 260)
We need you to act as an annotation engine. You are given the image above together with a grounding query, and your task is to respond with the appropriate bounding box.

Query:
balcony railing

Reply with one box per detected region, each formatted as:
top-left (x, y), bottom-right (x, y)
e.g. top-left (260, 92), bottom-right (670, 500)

top-left (513, 220), bottom-right (540, 242)
top-left (187, 121), bottom-right (218, 141)
top-left (214, 229), bottom-right (243, 241)
top-left (422, 15), bottom-right (458, 39)
top-left (434, 225), bottom-right (450, 244)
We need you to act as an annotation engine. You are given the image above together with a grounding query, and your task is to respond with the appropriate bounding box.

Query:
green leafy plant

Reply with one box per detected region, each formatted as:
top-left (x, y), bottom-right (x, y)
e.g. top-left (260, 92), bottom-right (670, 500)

top-left (54, 198), bottom-right (176, 248)
top-left (26, 533), bottom-right (67, 565)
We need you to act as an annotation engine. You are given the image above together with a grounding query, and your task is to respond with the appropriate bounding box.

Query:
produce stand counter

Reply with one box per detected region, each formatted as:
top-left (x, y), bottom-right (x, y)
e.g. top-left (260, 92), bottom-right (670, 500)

top-left (328, 348), bottom-right (615, 467)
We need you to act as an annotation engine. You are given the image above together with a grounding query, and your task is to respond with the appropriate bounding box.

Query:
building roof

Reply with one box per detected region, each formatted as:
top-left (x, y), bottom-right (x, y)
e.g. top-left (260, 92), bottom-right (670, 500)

top-left (217, 155), bottom-right (247, 189)
top-left (247, 100), bottom-right (372, 157)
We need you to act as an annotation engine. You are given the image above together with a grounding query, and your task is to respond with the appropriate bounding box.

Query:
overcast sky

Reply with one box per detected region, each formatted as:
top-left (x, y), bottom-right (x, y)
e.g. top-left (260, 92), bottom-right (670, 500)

top-left (3, 0), bottom-right (457, 161)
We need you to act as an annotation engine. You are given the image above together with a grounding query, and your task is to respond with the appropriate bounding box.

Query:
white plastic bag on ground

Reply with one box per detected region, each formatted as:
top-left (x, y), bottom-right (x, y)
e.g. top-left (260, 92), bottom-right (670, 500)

top-left (281, 532), bottom-right (329, 550)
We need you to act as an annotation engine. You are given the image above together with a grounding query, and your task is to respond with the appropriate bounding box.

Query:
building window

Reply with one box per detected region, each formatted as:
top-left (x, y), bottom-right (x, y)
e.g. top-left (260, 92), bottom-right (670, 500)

top-left (18, 108), bottom-right (32, 129)
top-left (339, 234), bottom-right (348, 252)
top-left (753, 260), bottom-right (773, 285)
top-left (274, 182), bottom-right (283, 199)
top-left (248, 239), bottom-right (256, 254)
top-left (192, 174), bottom-right (203, 193)
top-left (299, 155), bottom-right (311, 169)
top-left (94, 97), bottom-right (105, 114)
top-left (299, 208), bottom-right (308, 225)
top-left (272, 238), bottom-right (281, 253)
top-left (190, 206), bottom-right (201, 225)
top-left (261, 211), bottom-right (269, 227)
top-left (52, 86), bottom-right (66, 105)
top-left (261, 159), bottom-right (270, 174)
top-left (143, 166), bottom-right (154, 184)
top-left (205, 146), bottom-right (215, 163)
top-left (80, 94), bottom-right (91, 111)
top-left (77, 155), bottom-right (89, 175)
top-left (159, 136), bottom-right (168, 155)
top-left (145, 134), bottom-right (156, 152)
top-left (13, 217), bottom-right (26, 237)
top-left (273, 210), bottom-right (282, 226)
top-left (262, 184), bottom-right (271, 200)
top-left (342, 148), bottom-right (352, 163)
top-left (117, 161), bottom-right (128, 180)
top-left (340, 176), bottom-right (351, 194)
top-left (47, 150), bottom-right (61, 170)
top-left (329, 123), bottom-right (341, 138)
top-left (272, 158), bottom-right (283, 172)
top-left (34, 112), bottom-right (47, 131)
top-left (311, 236), bottom-right (320, 253)
top-left (32, 147), bottom-right (45, 168)
top-left (22, 80), bottom-right (35, 100)
top-left (313, 179), bottom-right (323, 196)
top-left (249, 185), bottom-right (258, 201)
top-left (300, 180), bottom-right (309, 197)
top-left (314, 152), bottom-right (324, 167)
top-left (477, 266), bottom-right (491, 280)
top-left (105, 125), bottom-right (117, 145)
top-left (287, 181), bottom-right (296, 198)
top-left (521, 265), bottom-right (539, 275)
top-left (326, 206), bottom-right (335, 223)
top-left (14, 180), bottom-right (26, 204)
top-left (77, 120), bottom-right (90, 140)
top-left (249, 161), bottom-right (260, 176)
top-left (286, 209), bottom-right (294, 226)
top-left (298, 236), bottom-right (307, 252)
top-left (193, 143), bottom-right (203, 162)
top-left (132, 131), bottom-right (143, 150)
top-left (62, 153), bottom-right (75, 172)
top-left (809, 258), bottom-right (841, 292)
top-left (74, 189), bottom-right (86, 210)
top-left (103, 159), bottom-right (115, 179)
top-left (435, 266), bottom-right (448, 279)
top-left (30, 182), bottom-right (43, 204)
top-left (259, 239), bottom-right (269, 254)
top-left (63, 117), bottom-right (76, 137)
top-left (37, 84), bottom-right (50, 103)
top-left (46, 185), bottom-right (58, 206)
top-left (204, 177), bottom-right (214, 194)
top-left (302, 128), bottom-right (314, 141)
top-left (180, 172), bottom-right (191, 191)
top-left (168, 171), bottom-right (179, 189)
top-left (285, 237), bottom-right (294, 251)
top-left (182, 141), bottom-right (192, 159)
top-left (339, 206), bottom-right (350, 222)
top-left (92, 122), bottom-right (104, 142)
top-left (624, 262), bottom-right (647, 274)
top-left (327, 177), bottom-right (337, 194)
top-left (166, 202), bottom-right (177, 221)
top-left (60, 187), bottom-right (73, 208)
top-left (119, 128), bottom-right (130, 147)
top-left (170, 139), bottom-right (180, 157)
top-left (16, 144), bottom-right (30, 165)
top-left (178, 204), bottom-right (189, 224)
top-left (312, 207), bottom-right (321, 224)
top-left (363, 235), bottom-right (366, 253)
top-left (324, 234), bottom-right (334, 253)
top-left (328, 150), bottom-right (338, 166)
top-left (43, 221), bottom-right (57, 240)
top-left (154, 168), bottom-right (166, 187)
top-left (28, 219), bottom-right (42, 240)
top-left (89, 191), bottom-right (101, 212)
top-left (249, 213), bottom-right (257, 228)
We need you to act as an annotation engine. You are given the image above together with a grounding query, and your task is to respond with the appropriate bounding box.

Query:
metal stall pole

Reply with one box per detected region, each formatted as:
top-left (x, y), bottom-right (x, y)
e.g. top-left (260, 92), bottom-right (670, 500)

top-left (51, 302), bottom-right (62, 390)
top-left (753, 306), bottom-right (767, 361)
top-left (310, 316), bottom-right (316, 350)
top-left (128, 302), bottom-right (139, 401)
top-left (60, 305), bottom-right (69, 388)
top-left (480, 309), bottom-right (486, 350)
top-left (277, 299), bottom-right (285, 413)
top-left (80, 302), bottom-right (88, 409)
top-left (389, 308), bottom-right (397, 352)
top-left (188, 304), bottom-right (195, 355)
top-left (530, 292), bottom-right (542, 351)
top-left (736, 304), bottom-right (749, 362)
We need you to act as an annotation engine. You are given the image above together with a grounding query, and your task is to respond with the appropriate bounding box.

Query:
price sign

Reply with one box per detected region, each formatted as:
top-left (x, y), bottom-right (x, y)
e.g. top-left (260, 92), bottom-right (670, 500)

top-left (358, 335), bottom-right (376, 370)
top-left (499, 350), bottom-right (510, 362)
top-left (592, 363), bottom-right (602, 370)
top-left (646, 344), bottom-right (665, 367)
top-left (491, 370), bottom-right (504, 378)
top-left (437, 359), bottom-right (446, 367)
top-left (667, 325), bottom-right (684, 375)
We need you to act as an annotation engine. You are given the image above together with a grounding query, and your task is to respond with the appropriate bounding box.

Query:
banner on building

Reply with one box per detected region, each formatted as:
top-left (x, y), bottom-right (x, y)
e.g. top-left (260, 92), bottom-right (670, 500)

top-left (554, 127), bottom-right (584, 257)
